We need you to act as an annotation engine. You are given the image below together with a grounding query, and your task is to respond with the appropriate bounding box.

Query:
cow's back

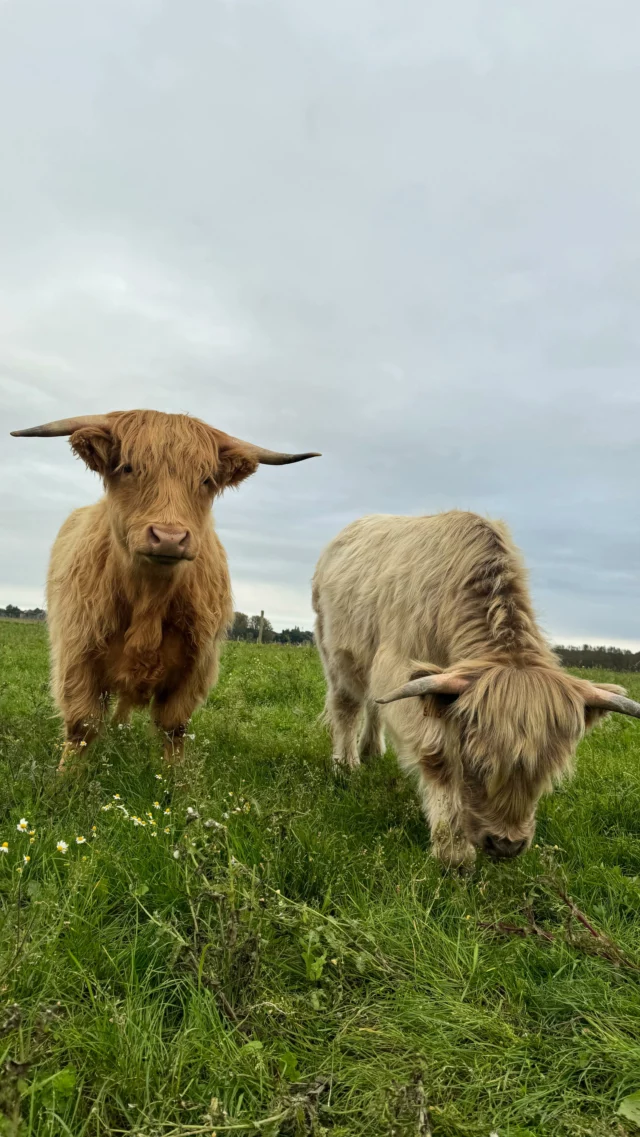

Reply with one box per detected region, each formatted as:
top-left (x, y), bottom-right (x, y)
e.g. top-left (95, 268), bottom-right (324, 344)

top-left (312, 510), bottom-right (526, 670)
top-left (313, 513), bottom-right (444, 669)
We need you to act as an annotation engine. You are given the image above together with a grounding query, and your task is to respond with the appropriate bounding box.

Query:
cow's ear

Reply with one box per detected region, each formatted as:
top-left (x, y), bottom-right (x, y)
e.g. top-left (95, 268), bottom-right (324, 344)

top-left (214, 438), bottom-right (259, 491)
top-left (69, 426), bottom-right (116, 476)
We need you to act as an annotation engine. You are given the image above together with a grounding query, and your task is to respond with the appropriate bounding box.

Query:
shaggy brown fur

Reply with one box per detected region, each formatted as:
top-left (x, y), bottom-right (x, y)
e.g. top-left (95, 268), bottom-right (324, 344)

top-left (312, 511), bottom-right (631, 867)
top-left (28, 408), bottom-right (308, 769)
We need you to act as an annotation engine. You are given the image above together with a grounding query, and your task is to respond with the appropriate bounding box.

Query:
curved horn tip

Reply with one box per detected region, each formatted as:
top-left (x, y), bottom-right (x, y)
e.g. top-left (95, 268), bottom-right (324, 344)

top-left (10, 414), bottom-right (116, 439)
top-left (257, 450), bottom-right (322, 466)
top-left (11, 427), bottom-right (49, 438)
top-left (284, 451), bottom-right (322, 463)
top-left (610, 695), bottom-right (640, 720)
top-left (215, 429), bottom-right (321, 465)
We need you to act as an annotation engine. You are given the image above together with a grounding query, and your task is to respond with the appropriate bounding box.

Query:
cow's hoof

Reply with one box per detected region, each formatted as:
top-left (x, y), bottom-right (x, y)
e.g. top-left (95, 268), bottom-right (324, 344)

top-left (57, 742), bottom-right (83, 775)
top-left (162, 748), bottom-right (185, 767)
top-left (431, 833), bottom-right (476, 872)
top-left (332, 751), bottom-right (360, 772)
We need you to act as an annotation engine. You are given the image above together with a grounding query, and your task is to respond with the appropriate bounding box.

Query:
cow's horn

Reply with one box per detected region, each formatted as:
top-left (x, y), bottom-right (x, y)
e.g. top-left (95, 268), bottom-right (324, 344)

top-left (376, 673), bottom-right (470, 705)
top-left (583, 686), bottom-right (640, 720)
top-left (11, 415), bottom-right (116, 438)
top-left (217, 430), bottom-right (321, 466)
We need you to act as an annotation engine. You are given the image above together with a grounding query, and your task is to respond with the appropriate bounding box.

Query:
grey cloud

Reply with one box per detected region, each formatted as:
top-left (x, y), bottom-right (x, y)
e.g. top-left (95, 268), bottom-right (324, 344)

top-left (1, 0), bottom-right (638, 643)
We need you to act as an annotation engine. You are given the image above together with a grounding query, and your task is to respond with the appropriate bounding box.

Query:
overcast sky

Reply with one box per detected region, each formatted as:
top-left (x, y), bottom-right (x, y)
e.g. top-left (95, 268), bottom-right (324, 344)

top-left (1, 0), bottom-right (639, 645)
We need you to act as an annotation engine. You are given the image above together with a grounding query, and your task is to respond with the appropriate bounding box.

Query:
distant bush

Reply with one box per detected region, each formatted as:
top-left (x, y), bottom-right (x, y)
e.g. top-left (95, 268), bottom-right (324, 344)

top-left (230, 612), bottom-right (314, 645)
top-left (273, 625), bottom-right (314, 645)
top-left (0, 605), bottom-right (46, 621)
top-left (555, 644), bottom-right (640, 672)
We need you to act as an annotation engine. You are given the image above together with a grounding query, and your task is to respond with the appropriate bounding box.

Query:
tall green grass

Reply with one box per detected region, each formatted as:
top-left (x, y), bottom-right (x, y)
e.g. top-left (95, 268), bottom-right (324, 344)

top-left (1, 621), bottom-right (640, 1136)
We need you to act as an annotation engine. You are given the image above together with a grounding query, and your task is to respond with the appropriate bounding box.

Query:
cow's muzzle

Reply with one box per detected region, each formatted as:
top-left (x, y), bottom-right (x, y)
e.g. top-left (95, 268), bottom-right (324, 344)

top-left (482, 834), bottom-right (527, 860)
top-left (140, 524), bottom-right (193, 564)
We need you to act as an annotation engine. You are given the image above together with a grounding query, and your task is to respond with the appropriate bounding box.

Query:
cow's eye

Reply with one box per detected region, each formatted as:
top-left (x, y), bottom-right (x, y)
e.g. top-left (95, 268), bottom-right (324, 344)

top-left (202, 475), bottom-right (215, 491)
top-left (121, 464), bottom-right (134, 475)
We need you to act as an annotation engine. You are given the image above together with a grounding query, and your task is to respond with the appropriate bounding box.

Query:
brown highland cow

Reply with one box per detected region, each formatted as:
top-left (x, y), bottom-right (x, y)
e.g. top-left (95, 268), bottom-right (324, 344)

top-left (12, 409), bottom-right (319, 769)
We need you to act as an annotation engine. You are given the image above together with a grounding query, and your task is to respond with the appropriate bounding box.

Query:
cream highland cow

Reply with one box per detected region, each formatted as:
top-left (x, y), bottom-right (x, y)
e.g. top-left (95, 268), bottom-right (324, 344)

top-left (313, 511), bottom-right (640, 867)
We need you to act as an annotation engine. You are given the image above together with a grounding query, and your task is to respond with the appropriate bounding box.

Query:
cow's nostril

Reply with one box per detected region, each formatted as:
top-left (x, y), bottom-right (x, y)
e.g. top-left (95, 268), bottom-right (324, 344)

top-left (483, 834), bottom-right (526, 859)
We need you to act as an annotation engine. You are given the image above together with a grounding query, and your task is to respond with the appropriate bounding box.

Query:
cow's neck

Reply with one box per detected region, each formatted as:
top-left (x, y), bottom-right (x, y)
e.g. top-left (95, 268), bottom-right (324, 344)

top-left (110, 548), bottom-right (193, 638)
top-left (103, 551), bottom-right (197, 690)
top-left (443, 571), bottom-right (558, 672)
top-left (450, 629), bottom-right (557, 672)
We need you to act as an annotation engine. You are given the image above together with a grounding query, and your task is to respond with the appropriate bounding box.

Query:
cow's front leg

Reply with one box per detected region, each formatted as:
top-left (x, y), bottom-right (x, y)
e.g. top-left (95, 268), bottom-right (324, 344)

top-left (418, 771), bottom-right (476, 869)
top-left (358, 700), bottom-right (386, 762)
top-left (112, 695), bottom-right (134, 726)
top-left (153, 647), bottom-right (219, 765)
top-left (153, 698), bottom-right (189, 765)
top-left (56, 663), bottom-right (105, 773)
top-left (162, 723), bottom-right (187, 765)
top-left (326, 686), bottom-right (363, 770)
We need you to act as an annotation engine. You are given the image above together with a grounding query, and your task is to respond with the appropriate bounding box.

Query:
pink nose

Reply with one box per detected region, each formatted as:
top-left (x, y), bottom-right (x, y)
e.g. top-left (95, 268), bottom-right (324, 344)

top-left (146, 525), bottom-right (190, 559)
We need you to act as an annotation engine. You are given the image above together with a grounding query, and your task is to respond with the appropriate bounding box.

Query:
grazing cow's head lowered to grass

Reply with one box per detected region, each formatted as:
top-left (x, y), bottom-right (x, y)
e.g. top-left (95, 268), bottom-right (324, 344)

top-left (378, 662), bottom-right (640, 859)
top-left (13, 410), bottom-right (319, 573)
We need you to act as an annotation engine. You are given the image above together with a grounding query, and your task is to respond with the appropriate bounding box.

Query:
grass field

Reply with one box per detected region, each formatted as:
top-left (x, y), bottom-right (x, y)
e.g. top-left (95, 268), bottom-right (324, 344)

top-left (2, 622), bottom-right (640, 1137)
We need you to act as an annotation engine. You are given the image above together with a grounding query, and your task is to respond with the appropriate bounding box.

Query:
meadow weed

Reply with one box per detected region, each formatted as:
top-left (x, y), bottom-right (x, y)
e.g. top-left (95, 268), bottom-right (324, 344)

top-left (1, 622), bottom-right (640, 1135)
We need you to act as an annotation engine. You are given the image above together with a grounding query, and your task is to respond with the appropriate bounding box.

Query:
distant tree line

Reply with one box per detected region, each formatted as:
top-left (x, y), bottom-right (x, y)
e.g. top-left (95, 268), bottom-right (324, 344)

top-left (0, 604), bottom-right (315, 642)
top-left (230, 612), bottom-right (314, 645)
top-left (0, 604), bottom-right (46, 621)
top-left (554, 644), bottom-right (640, 672)
top-left (1, 606), bottom-right (637, 666)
